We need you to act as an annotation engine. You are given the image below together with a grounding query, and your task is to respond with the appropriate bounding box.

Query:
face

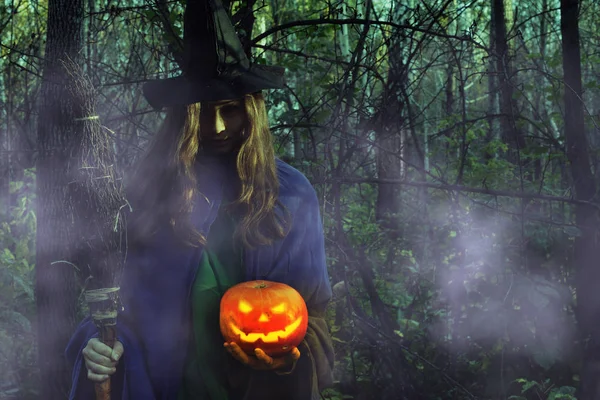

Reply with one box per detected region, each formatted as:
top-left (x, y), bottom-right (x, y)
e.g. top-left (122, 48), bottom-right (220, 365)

top-left (199, 98), bottom-right (247, 154)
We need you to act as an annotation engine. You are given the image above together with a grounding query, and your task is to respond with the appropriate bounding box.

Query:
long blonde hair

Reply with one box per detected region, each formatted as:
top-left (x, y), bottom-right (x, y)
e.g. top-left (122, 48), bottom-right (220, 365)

top-left (126, 92), bottom-right (289, 248)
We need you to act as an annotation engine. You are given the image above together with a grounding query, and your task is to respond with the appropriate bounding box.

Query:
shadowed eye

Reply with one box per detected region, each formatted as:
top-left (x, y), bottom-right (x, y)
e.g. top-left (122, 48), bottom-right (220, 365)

top-left (220, 103), bottom-right (243, 115)
top-left (271, 303), bottom-right (286, 313)
top-left (239, 300), bottom-right (253, 313)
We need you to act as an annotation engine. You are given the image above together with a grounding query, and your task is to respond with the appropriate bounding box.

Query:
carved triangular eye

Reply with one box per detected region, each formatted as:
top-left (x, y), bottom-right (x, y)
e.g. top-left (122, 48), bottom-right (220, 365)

top-left (239, 300), bottom-right (253, 313)
top-left (271, 303), bottom-right (286, 313)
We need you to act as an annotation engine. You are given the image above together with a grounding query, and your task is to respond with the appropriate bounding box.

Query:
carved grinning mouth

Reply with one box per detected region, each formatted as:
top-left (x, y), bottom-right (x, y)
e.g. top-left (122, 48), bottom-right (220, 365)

top-left (229, 317), bottom-right (303, 343)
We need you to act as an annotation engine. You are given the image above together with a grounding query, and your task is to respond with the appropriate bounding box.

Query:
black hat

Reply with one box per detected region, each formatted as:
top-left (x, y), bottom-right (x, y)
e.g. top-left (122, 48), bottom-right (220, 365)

top-left (142, 0), bottom-right (285, 110)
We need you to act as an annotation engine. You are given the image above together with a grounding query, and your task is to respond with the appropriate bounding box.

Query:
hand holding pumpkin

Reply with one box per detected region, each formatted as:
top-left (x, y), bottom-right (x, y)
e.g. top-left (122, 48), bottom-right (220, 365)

top-left (220, 280), bottom-right (308, 370)
top-left (224, 341), bottom-right (300, 371)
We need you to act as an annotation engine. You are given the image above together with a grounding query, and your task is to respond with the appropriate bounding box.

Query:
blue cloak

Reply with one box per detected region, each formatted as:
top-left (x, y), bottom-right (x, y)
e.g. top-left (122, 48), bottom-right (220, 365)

top-left (65, 158), bottom-right (334, 399)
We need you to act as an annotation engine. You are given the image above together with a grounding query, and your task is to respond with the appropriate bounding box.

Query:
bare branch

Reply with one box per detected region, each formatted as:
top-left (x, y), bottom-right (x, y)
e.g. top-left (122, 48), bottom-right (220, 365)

top-left (252, 18), bottom-right (482, 47)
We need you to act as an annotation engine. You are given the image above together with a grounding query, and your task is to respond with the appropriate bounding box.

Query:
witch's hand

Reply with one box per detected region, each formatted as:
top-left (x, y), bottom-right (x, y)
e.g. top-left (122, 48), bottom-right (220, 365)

top-left (224, 342), bottom-right (300, 372)
top-left (82, 338), bottom-right (124, 383)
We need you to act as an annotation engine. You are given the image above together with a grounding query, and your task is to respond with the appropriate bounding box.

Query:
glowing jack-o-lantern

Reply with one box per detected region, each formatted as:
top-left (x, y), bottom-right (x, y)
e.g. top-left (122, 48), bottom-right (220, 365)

top-left (220, 280), bottom-right (308, 357)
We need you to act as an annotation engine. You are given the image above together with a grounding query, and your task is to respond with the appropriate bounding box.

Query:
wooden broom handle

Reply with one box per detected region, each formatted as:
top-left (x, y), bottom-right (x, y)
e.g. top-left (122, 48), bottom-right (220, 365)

top-left (95, 325), bottom-right (116, 400)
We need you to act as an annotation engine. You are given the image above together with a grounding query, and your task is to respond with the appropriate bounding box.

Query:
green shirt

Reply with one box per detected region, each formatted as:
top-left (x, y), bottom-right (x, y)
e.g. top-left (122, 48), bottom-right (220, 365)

top-left (178, 204), bottom-right (244, 400)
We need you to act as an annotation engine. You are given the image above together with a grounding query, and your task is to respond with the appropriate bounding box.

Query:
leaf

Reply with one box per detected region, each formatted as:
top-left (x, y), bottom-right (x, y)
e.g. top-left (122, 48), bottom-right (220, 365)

top-left (548, 385), bottom-right (577, 400)
top-left (9, 180), bottom-right (23, 193)
top-left (407, 265), bottom-right (419, 274)
top-left (399, 319), bottom-right (420, 329)
top-left (513, 378), bottom-right (541, 393)
top-left (1, 248), bottom-right (15, 265)
top-left (12, 275), bottom-right (34, 300)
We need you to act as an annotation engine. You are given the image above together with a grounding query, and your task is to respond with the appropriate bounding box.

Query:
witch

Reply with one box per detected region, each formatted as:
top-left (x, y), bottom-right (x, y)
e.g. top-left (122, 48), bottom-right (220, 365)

top-left (65, 0), bottom-right (334, 398)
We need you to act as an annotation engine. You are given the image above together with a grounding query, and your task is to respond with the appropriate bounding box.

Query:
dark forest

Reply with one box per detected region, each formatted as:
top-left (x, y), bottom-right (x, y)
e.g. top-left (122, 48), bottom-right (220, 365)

top-left (1, 0), bottom-right (600, 399)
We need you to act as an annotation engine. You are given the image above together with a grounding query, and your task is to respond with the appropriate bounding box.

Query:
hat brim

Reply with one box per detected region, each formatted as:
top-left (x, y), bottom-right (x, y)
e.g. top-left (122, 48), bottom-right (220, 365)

top-left (142, 65), bottom-right (285, 110)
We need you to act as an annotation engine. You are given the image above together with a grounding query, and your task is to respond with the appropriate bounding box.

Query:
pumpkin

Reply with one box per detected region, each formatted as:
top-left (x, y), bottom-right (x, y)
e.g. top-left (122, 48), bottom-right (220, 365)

top-left (220, 280), bottom-right (308, 357)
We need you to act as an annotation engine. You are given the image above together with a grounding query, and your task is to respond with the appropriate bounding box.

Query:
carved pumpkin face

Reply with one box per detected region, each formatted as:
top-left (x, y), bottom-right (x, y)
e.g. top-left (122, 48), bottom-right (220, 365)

top-left (220, 280), bottom-right (308, 357)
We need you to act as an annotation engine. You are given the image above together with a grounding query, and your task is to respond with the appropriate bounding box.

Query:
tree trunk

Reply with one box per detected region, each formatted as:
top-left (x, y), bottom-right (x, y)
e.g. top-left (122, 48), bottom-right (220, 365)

top-left (486, 0), bottom-right (498, 161)
top-left (35, 0), bottom-right (85, 398)
top-left (0, 59), bottom-right (10, 215)
top-left (559, 1), bottom-right (600, 398)
top-left (493, 0), bottom-right (524, 163)
top-left (375, 3), bottom-right (404, 228)
top-left (533, 0), bottom-right (548, 182)
top-left (444, 62), bottom-right (454, 160)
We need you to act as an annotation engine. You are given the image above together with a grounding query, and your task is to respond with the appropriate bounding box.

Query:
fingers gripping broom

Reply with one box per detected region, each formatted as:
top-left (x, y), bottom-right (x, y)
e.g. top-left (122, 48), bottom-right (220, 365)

top-left (62, 57), bottom-right (129, 400)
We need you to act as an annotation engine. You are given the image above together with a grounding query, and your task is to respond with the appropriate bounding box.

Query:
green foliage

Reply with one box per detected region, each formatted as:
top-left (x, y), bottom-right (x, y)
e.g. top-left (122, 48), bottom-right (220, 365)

top-left (0, 169), bottom-right (38, 398)
top-left (509, 378), bottom-right (577, 400)
top-left (324, 168), bottom-right (580, 398)
top-left (322, 388), bottom-right (354, 399)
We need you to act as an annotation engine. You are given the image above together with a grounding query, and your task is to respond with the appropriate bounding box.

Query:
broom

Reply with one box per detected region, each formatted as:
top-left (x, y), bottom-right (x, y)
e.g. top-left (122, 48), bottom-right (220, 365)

top-left (62, 56), bottom-right (129, 400)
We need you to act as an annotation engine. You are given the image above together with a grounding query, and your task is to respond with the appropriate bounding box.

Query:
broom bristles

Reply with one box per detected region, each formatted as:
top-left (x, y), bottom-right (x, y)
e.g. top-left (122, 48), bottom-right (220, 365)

top-left (61, 56), bottom-right (129, 291)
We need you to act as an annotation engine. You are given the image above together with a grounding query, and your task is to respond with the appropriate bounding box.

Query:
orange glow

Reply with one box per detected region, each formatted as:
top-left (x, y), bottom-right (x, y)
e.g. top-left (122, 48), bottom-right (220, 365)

top-left (238, 300), bottom-right (253, 313)
top-left (229, 317), bottom-right (303, 343)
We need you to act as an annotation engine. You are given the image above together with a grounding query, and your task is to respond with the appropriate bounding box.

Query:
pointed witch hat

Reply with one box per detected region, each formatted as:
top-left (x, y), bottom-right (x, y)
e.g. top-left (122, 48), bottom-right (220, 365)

top-left (142, 0), bottom-right (285, 109)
